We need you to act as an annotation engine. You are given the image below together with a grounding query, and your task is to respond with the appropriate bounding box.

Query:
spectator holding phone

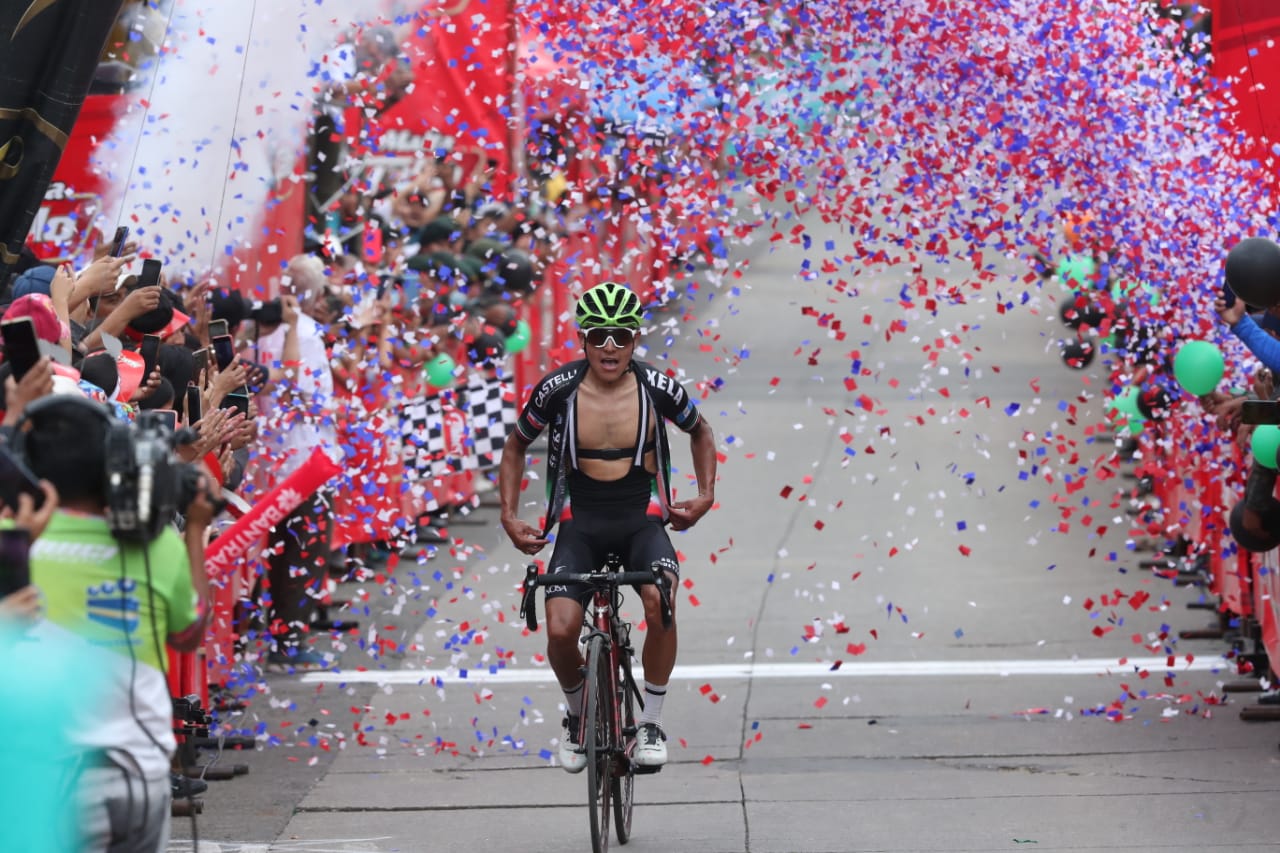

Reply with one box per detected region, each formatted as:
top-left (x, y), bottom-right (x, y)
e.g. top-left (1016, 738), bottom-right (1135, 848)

top-left (0, 477), bottom-right (60, 625)
top-left (2, 292), bottom-right (73, 372)
top-left (249, 253), bottom-right (340, 670)
top-left (78, 280), bottom-right (162, 354)
top-left (1, 355), bottom-right (55, 428)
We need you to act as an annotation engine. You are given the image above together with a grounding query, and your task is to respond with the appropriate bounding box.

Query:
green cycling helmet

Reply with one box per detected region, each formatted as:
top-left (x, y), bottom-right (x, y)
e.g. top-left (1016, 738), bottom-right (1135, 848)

top-left (575, 281), bottom-right (643, 329)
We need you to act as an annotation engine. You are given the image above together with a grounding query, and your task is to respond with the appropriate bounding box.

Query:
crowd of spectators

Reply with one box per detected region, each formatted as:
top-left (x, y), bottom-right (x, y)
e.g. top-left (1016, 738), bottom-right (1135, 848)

top-left (0, 126), bottom-right (568, 847)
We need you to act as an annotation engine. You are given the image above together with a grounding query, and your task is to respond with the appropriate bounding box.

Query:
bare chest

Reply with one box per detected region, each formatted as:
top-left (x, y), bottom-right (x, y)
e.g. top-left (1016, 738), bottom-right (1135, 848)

top-left (575, 380), bottom-right (648, 449)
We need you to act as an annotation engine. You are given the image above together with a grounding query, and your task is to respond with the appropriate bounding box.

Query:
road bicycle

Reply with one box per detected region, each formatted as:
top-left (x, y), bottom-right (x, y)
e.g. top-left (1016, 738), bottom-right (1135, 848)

top-left (521, 556), bottom-right (673, 853)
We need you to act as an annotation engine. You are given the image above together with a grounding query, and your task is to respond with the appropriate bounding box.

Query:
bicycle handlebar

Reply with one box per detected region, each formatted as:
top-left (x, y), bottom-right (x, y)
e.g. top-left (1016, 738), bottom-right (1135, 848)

top-left (519, 563), bottom-right (673, 633)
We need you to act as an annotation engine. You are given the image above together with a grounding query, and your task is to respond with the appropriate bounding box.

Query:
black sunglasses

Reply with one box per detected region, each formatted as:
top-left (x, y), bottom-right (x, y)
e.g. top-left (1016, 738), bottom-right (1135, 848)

top-left (583, 327), bottom-right (636, 348)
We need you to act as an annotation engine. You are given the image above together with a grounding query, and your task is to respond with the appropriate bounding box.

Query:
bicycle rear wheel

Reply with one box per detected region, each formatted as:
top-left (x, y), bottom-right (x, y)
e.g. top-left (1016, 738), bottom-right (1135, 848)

top-left (613, 648), bottom-right (636, 844)
top-left (584, 634), bottom-right (613, 853)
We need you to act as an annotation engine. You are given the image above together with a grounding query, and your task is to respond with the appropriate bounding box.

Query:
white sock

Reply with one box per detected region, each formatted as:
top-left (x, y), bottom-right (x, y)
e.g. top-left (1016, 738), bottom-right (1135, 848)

top-left (638, 681), bottom-right (667, 726)
top-left (563, 681), bottom-right (584, 718)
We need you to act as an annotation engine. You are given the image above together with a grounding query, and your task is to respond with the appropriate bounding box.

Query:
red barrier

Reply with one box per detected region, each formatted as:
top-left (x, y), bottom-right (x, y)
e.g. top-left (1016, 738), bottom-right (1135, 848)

top-left (1253, 551), bottom-right (1280, 677)
top-left (1215, 442), bottom-right (1252, 619)
top-left (166, 647), bottom-right (207, 713)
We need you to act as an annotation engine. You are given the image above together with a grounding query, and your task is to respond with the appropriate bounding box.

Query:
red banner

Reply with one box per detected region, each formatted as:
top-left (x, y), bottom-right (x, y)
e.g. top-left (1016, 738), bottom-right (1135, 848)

top-left (205, 447), bottom-right (342, 580)
top-left (363, 0), bottom-right (515, 174)
top-left (27, 93), bottom-right (130, 262)
top-left (1208, 0), bottom-right (1280, 190)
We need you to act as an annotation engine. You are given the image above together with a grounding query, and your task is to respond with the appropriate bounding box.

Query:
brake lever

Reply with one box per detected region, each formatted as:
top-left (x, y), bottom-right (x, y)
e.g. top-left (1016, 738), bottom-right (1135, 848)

top-left (653, 564), bottom-right (673, 630)
top-left (520, 563), bottom-right (540, 632)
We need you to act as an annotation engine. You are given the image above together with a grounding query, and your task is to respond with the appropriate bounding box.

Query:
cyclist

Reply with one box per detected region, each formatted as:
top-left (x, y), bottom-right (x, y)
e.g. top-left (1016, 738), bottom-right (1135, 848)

top-left (499, 281), bottom-right (717, 772)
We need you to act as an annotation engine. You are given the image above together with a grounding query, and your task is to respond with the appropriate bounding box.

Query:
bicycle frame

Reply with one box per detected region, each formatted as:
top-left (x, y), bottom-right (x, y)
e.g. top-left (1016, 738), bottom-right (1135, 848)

top-left (586, 583), bottom-right (631, 765)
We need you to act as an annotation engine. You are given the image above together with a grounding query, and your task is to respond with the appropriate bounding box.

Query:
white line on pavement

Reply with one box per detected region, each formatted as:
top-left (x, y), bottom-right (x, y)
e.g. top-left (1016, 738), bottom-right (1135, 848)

top-left (299, 656), bottom-right (1225, 685)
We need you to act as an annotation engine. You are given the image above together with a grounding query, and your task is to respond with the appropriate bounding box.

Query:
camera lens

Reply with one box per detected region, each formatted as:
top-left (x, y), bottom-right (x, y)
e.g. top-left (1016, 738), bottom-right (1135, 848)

top-left (250, 298), bottom-right (283, 326)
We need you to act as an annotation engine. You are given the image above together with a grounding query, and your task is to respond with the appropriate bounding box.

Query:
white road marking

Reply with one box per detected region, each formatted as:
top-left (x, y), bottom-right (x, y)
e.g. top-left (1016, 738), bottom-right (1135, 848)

top-left (171, 841), bottom-right (393, 852)
top-left (299, 656), bottom-right (1224, 685)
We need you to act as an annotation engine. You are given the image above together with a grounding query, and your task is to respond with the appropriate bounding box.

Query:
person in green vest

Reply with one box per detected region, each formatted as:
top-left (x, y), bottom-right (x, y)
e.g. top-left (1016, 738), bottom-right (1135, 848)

top-left (10, 395), bottom-right (217, 851)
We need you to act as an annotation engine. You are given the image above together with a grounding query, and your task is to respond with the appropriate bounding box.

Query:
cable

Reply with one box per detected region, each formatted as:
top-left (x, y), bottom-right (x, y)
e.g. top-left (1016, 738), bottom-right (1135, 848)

top-left (112, 0), bottom-right (181, 241)
top-left (144, 529), bottom-right (208, 844)
top-left (206, 0), bottom-right (261, 276)
top-left (119, 548), bottom-right (168, 843)
top-left (141, 532), bottom-right (208, 846)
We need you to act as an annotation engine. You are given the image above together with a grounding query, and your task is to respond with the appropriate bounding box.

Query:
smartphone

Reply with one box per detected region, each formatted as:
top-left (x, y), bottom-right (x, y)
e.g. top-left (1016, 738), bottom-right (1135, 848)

top-left (155, 409), bottom-right (178, 430)
top-left (185, 383), bottom-right (202, 425)
top-left (1224, 280), bottom-right (1238, 310)
top-left (138, 258), bottom-right (162, 287)
top-left (221, 391), bottom-right (250, 418)
top-left (0, 444), bottom-right (44, 514)
top-left (1, 318), bottom-right (42, 380)
top-left (212, 334), bottom-right (236, 371)
top-left (208, 319), bottom-right (229, 340)
top-left (110, 226), bottom-right (129, 258)
top-left (0, 529), bottom-right (31, 597)
top-left (139, 333), bottom-right (162, 379)
top-left (193, 347), bottom-right (211, 378)
top-left (1241, 400), bottom-right (1280, 425)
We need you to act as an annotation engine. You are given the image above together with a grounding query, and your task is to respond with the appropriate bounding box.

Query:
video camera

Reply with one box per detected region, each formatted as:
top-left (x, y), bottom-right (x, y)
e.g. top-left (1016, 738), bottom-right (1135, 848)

top-left (249, 298), bottom-right (283, 327)
top-left (104, 411), bottom-right (209, 543)
top-left (13, 398), bottom-right (212, 543)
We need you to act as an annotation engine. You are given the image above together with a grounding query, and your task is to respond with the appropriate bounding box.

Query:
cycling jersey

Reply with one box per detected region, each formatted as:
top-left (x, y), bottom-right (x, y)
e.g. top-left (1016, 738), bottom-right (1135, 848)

top-left (514, 358), bottom-right (703, 536)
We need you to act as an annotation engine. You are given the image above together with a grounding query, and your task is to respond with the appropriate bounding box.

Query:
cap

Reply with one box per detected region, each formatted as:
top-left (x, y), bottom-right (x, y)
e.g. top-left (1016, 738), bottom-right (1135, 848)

top-left (10, 265), bottom-right (55, 299)
top-left (416, 216), bottom-right (463, 247)
top-left (158, 306), bottom-right (192, 340)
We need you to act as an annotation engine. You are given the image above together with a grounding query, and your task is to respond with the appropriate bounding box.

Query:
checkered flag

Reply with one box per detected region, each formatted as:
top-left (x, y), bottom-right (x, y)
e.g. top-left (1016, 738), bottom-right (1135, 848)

top-left (400, 395), bottom-right (452, 514)
top-left (464, 372), bottom-right (516, 470)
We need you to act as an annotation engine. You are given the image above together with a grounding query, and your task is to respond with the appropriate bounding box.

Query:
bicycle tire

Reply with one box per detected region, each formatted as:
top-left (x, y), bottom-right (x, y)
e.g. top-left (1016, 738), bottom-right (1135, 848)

top-left (585, 634), bottom-right (612, 853)
top-left (613, 645), bottom-right (636, 844)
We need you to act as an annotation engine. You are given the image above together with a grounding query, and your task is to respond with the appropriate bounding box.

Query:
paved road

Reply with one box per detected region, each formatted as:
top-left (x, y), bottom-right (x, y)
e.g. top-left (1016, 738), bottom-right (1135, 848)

top-left (173, 210), bottom-right (1279, 853)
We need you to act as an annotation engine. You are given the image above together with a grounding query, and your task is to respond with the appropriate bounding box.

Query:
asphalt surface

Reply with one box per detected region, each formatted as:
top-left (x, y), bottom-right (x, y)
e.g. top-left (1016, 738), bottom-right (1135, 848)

top-left (171, 209), bottom-right (1280, 853)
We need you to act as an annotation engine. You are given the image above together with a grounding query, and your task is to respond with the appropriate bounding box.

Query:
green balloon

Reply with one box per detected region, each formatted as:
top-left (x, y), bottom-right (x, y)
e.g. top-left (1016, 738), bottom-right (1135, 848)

top-left (1172, 340), bottom-right (1225, 397)
top-left (425, 352), bottom-right (457, 388)
top-left (1056, 254), bottom-right (1096, 288)
top-left (505, 319), bottom-right (531, 355)
top-left (1252, 425), bottom-right (1280, 469)
top-left (1107, 387), bottom-right (1146, 435)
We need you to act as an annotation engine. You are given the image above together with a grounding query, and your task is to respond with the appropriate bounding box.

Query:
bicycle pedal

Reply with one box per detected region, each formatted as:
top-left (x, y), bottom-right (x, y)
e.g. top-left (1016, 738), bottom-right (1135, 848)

top-left (633, 764), bottom-right (663, 775)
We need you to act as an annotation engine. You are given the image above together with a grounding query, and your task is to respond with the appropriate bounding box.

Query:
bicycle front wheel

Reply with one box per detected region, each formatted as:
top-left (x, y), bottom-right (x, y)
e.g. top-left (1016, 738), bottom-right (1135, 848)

top-left (585, 634), bottom-right (613, 853)
top-left (613, 648), bottom-right (636, 844)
